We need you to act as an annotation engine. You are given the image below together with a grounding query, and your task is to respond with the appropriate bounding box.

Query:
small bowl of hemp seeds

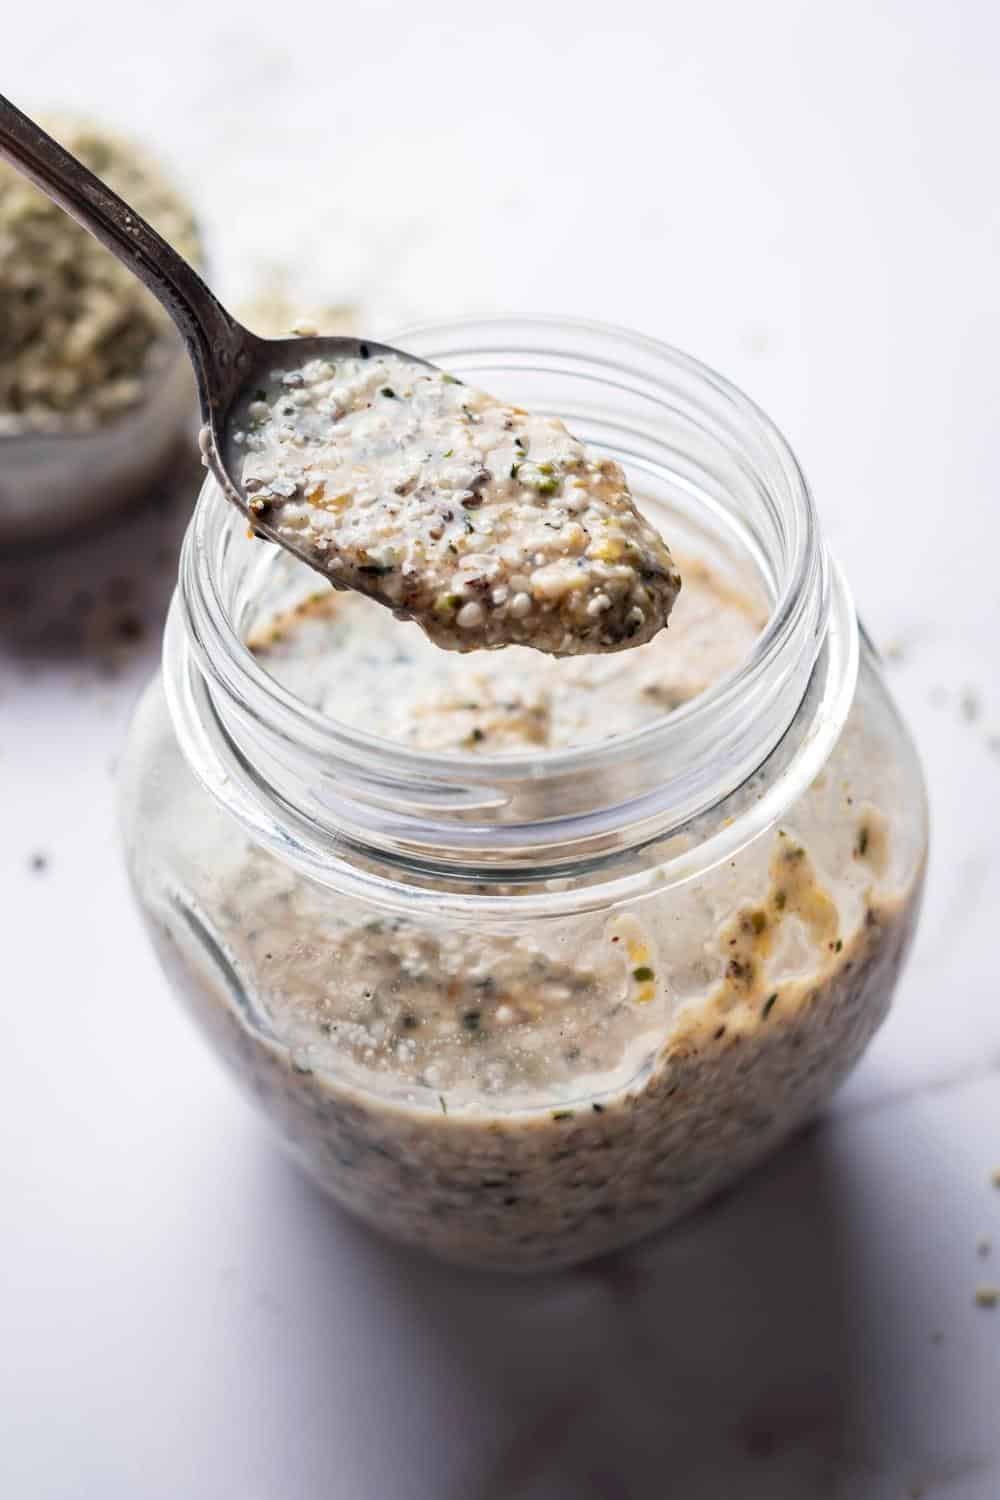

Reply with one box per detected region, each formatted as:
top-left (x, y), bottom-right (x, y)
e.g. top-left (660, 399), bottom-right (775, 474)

top-left (0, 116), bottom-right (203, 545)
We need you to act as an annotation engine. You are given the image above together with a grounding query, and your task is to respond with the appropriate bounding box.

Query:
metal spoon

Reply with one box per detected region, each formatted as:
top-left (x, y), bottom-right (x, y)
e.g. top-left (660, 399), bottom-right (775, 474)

top-left (0, 93), bottom-right (428, 568)
top-left (0, 96), bottom-right (683, 655)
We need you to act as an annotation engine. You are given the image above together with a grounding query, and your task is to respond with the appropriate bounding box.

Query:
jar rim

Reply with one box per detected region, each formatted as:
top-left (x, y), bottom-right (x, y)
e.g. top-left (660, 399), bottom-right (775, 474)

top-left (170, 315), bottom-right (852, 892)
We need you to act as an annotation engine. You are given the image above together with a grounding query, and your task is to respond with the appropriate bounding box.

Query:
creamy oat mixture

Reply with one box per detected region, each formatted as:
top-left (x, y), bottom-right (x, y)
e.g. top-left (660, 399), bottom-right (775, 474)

top-left (235, 351), bottom-right (681, 655)
top-left (139, 555), bottom-right (923, 1267)
top-left (0, 118), bottom-right (200, 434)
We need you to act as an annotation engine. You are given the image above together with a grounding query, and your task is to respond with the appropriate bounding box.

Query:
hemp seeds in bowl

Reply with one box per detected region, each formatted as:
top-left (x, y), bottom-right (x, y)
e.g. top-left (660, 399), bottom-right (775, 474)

top-left (0, 117), bottom-right (202, 544)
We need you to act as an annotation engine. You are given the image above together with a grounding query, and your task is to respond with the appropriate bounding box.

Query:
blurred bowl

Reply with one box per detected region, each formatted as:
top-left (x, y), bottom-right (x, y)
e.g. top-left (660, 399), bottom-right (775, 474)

top-left (0, 331), bottom-right (197, 548)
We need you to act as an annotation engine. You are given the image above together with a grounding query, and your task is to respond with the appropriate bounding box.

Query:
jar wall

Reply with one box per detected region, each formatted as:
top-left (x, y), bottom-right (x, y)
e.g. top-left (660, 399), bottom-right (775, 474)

top-left (120, 638), bottom-right (926, 1270)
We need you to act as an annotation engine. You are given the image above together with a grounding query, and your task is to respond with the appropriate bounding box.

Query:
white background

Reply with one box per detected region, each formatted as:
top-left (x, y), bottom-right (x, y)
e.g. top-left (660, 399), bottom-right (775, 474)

top-left (3, 3), bottom-right (1000, 1496)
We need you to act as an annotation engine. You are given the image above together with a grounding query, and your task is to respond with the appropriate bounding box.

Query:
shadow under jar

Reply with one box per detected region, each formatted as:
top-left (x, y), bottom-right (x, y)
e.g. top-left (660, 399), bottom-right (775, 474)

top-left (119, 318), bottom-right (928, 1272)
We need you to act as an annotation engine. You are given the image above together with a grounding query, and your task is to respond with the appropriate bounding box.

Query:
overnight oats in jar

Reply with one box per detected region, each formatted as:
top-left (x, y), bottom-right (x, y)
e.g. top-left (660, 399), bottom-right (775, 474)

top-left (119, 318), bottom-right (928, 1271)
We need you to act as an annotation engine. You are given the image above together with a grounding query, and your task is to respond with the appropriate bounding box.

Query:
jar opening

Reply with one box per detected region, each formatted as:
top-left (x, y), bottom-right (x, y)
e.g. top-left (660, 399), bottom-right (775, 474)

top-left (167, 317), bottom-right (851, 897)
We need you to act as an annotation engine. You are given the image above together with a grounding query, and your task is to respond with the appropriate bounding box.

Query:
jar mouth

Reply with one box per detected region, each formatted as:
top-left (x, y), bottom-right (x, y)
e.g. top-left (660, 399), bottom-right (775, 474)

top-left (170, 316), bottom-right (850, 889)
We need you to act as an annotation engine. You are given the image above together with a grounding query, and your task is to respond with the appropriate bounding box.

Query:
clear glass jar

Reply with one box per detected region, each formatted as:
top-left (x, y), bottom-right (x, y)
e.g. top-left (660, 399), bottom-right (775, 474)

top-left (119, 318), bottom-right (928, 1271)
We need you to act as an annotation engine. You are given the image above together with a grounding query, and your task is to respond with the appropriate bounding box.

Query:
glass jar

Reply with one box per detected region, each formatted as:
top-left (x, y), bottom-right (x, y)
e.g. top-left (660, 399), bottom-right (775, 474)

top-left (119, 318), bottom-right (928, 1271)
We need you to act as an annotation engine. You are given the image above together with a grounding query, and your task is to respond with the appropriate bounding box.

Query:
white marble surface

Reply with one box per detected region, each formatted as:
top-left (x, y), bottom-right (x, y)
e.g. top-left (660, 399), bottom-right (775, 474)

top-left (3, 3), bottom-right (999, 1496)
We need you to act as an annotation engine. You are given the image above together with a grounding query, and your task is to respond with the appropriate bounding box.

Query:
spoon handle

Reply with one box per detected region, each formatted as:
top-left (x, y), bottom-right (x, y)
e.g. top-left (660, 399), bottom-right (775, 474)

top-left (0, 94), bottom-right (252, 420)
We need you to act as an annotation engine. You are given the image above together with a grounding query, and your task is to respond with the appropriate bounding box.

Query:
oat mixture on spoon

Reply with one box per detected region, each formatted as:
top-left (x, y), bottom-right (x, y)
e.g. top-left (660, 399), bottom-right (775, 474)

top-left (236, 349), bottom-right (681, 655)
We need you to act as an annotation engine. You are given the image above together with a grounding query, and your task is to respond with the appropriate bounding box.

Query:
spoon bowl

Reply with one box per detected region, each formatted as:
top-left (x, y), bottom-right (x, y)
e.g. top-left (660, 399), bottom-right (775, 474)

top-left (209, 333), bottom-right (434, 575)
top-left (0, 94), bottom-right (681, 657)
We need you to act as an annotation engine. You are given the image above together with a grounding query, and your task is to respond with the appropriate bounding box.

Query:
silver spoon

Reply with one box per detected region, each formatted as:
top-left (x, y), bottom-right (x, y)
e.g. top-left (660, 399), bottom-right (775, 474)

top-left (0, 95), bottom-right (682, 655)
top-left (0, 93), bottom-right (427, 568)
